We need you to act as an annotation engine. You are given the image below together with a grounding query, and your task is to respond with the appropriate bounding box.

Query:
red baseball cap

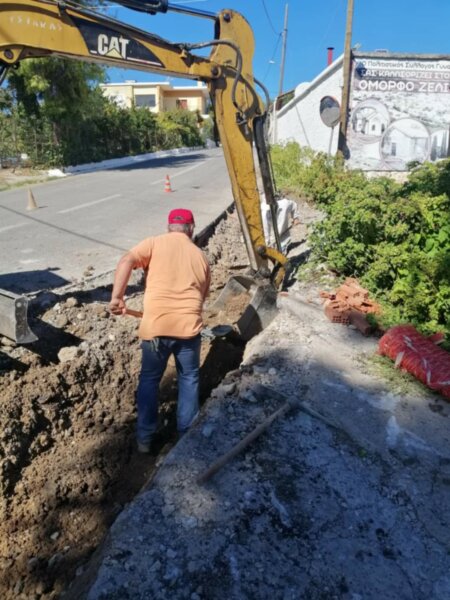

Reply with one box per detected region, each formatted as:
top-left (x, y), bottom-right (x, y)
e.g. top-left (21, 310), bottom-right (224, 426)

top-left (168, 208), bottom-right (195, 225)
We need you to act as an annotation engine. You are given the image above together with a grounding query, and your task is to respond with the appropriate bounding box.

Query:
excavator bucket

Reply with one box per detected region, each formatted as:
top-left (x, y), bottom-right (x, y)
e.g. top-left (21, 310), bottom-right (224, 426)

top-left (209, 276), bottom-right (278, 341)
top-left (0, 289), bottom-right (37, 344)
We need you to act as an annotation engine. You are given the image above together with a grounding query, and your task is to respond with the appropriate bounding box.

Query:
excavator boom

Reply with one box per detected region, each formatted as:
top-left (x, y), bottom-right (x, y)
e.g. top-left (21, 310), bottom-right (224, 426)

top-left (0, 0), bottom-right (288, 341)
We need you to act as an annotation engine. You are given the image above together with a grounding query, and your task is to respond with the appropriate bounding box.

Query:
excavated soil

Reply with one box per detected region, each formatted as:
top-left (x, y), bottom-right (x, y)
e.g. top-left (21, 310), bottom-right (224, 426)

top-left (0, 209), bottom-right (254, 599)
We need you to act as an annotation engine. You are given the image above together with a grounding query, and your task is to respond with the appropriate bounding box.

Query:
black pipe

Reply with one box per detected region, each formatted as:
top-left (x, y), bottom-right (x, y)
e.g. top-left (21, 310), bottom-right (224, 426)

top-left (253, 116), bottom-right (282, 253)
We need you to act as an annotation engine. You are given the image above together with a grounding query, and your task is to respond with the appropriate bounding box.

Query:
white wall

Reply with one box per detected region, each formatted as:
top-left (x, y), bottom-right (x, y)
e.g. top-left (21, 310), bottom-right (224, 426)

top-left (273, 57), bottom-right (343, 154)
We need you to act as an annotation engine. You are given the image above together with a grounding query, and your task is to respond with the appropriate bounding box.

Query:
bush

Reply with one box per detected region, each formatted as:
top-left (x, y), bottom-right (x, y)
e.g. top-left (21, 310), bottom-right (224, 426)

top-left (271, 142), bottom-right (450, 338)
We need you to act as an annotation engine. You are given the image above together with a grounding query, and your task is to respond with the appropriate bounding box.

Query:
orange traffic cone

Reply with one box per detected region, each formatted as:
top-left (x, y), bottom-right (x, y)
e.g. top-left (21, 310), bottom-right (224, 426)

top-left (164, 175), bottom-right (173, 193)
top-left (27, 189), bottom-right (38, 211)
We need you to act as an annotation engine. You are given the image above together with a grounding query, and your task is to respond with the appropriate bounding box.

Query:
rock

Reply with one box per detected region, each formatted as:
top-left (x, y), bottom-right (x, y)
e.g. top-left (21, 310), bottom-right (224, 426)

top-left (241, 390), bottom-right (258, 403)
top-left (221, 382), bottom-right (237, 395)
top-left (57, 346), bottom-right (81, 363)
top-left (202, 423), bottom-right (215, 438)
top-left (162, 505), bottom-right (175, 518)
top-left (163, 565), bottom-right (181, 582)
top-left (48, 553), bottom-right (62, 568)
top-left (210, 387), bottom-right (225, 400)
top-left (92, 304), bottom-right (107, 316)
top-left (181, 516), bottom-right (198, 529)
top-left (50, 531), bottom-right (60, 541)
top-left (65, 297), bottom-right (79, 308)
top-left (37, 393), bottom-right (54, 404)
top-left (27, 557), bottom-right (39, 572)
top-left (55, 315), bottom-right (69, 328)
top-left (150, 560), bottom-right (161, 572)
top-left (76, 312), bottom-right (86, 321)
top-left (268, 368), bottom-right (277, 376)
top-left (1, 337), bottom-right (15, 348)
top-left (13, 578), bottom-right (24, 595)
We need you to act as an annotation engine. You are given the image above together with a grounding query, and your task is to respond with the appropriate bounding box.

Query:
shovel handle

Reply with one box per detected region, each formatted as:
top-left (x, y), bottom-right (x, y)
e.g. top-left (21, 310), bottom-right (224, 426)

top-left (125, 308), bottom-right (143, 318)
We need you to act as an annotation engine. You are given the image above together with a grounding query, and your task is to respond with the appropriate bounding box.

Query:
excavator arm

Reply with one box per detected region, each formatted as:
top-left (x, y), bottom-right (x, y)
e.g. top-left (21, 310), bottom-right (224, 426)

top-left (0, 0), bottom-right (288, 342)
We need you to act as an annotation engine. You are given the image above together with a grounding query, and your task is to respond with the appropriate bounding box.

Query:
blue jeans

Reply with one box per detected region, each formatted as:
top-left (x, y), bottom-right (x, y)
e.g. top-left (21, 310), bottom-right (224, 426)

top-left (136, 335), bottom-right (201, 445)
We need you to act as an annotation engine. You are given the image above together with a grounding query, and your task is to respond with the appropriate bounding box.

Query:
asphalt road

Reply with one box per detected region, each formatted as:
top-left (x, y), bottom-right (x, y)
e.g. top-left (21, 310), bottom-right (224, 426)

top-left (0, 147), bottom-right (233, 294)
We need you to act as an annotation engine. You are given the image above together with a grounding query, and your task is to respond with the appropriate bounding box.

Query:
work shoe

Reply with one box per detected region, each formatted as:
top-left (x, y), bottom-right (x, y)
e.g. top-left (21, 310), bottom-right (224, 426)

top-left (137, 441), bottom-right (151, 454)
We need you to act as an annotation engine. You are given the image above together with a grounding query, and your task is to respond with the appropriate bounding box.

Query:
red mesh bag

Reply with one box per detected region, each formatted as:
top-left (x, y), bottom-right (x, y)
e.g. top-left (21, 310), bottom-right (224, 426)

top-left (378, 325), bottom-right (450, 398)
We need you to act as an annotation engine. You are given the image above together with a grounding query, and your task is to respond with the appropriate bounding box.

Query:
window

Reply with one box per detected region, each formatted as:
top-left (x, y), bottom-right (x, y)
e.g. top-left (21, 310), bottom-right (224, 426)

top-left (176, 99), bottom-right (188, 110)
top-left (135, 94), bottom-right (156, 108)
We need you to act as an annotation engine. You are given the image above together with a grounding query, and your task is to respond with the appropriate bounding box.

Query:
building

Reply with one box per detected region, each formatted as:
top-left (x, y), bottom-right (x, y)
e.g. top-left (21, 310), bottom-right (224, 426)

top-left (273, 52), bottom-right (450, 172)
top-left (100, 81), bottom-right (209, 116)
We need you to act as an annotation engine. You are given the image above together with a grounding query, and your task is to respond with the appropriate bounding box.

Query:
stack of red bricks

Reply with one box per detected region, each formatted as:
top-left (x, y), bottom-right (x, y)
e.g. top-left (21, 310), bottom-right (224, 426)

top-left (320, 277), bottom-right (380, 335)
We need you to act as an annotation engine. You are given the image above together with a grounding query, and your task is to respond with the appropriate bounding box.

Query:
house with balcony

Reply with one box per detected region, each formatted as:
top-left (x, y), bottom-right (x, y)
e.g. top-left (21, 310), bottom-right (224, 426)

top-left (100, 81), bottom-right (209, 116)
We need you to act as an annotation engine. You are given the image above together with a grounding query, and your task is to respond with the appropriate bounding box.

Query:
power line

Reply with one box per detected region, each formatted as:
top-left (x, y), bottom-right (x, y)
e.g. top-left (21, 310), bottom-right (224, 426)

top-left (261, 0), bottom-right (279, 36)
top-left (315, 0), bottom-right (345, 53)
top-left (262, 34), bottom-right (282, 83)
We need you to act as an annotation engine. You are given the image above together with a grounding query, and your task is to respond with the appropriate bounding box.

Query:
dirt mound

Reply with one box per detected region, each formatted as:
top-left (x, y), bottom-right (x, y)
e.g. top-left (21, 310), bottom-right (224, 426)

top-left (0, 210), bottom-right (250, 599)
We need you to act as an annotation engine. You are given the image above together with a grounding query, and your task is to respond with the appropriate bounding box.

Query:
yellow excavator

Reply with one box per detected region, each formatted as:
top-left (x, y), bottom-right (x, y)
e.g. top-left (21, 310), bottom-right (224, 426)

top-left (0, 0), bottom-right (289, 342)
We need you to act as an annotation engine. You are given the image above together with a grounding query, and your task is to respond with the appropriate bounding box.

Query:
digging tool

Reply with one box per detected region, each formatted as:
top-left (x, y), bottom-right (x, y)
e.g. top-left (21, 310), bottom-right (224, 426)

top-left (123, 308), bottom-right (234, 340)
top-left (196, 396), bottom-right (300, 485)
top-left (124, 308), bottom-right (143, 318)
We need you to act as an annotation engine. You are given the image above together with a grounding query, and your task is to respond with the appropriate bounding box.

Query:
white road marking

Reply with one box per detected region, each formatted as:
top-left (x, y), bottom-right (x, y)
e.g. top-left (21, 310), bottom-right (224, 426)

top-left (58, 194), bottom-right (121, 214)
top-left (19, 258), bottom-right (41, 265)
top-left (150, 160), bottom-right (210, 186)
top-left (0, 222), bottom-right (31, 234)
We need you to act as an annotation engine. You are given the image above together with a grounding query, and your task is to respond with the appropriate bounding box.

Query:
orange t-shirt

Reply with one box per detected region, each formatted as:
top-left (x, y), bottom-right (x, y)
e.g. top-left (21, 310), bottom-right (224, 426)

top-left (129, 232), bottom-right (210, 340)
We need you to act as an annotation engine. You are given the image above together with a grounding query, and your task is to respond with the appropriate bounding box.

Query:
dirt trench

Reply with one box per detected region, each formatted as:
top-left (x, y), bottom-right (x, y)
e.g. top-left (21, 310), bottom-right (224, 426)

top-left (0, 211), bottom-right (252, 600)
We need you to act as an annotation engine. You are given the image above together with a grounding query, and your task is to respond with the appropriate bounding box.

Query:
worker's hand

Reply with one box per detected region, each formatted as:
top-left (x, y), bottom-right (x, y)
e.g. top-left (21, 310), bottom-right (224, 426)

top-left (109, 298), bottom-right (126, 316)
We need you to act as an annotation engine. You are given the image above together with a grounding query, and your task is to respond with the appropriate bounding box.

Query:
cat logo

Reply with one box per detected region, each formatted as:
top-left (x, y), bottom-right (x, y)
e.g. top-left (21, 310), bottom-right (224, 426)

top-left (97, 34), bottom-right (130, 59)
top-left (71, 16), bottom-right (165, 67)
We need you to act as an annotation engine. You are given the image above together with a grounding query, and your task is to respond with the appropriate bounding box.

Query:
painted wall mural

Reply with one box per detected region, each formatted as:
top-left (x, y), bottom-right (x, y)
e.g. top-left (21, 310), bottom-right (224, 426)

top-left (347, 56), bottom-right (450, 171)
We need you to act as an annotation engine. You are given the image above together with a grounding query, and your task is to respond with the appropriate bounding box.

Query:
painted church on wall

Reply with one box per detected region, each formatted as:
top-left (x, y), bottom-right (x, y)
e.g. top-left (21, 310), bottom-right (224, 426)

top-left (273, 51), bottom-right (450, 172)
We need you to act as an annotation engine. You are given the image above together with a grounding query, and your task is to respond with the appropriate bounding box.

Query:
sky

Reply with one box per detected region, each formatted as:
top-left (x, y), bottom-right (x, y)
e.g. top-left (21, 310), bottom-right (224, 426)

top-left (103, 0), bottom-right (450, 98)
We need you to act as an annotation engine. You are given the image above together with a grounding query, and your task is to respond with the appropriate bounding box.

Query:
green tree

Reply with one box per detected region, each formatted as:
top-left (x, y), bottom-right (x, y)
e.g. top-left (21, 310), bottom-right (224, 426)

top-left (157, 109), bottom-right (204, 148)
top-left (7, 58), bottom-right (106, 164)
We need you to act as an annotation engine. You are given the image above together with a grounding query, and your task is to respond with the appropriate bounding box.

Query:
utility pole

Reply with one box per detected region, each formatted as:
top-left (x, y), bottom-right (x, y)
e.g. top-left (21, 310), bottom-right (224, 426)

top-left (272, 3), bottom-right (288, 144)
top-left (278, 3), bottom-right (289, 99)
top-left (337, 0), bottom-right (354, 156)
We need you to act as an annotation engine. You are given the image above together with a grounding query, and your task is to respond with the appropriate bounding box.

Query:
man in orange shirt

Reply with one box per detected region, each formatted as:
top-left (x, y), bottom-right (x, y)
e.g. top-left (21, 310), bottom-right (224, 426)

top-left (109, 208), bottom-right (210, 453)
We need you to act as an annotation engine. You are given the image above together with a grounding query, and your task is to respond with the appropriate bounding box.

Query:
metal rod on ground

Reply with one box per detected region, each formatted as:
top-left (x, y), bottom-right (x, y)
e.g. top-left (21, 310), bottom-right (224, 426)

top-left (197, 399), bottom-right (296, 485)
top-left (257, 384), bottom-right (338, 430)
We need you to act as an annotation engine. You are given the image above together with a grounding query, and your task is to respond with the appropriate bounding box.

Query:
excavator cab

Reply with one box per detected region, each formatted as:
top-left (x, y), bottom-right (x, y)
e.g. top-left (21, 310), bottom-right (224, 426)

top-left (0, 0), bottom-right (288, 343)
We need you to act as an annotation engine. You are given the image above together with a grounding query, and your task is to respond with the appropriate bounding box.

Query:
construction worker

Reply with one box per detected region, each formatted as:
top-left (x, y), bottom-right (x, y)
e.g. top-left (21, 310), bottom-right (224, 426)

top-left (109, 208), bottom-right (211, 453)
